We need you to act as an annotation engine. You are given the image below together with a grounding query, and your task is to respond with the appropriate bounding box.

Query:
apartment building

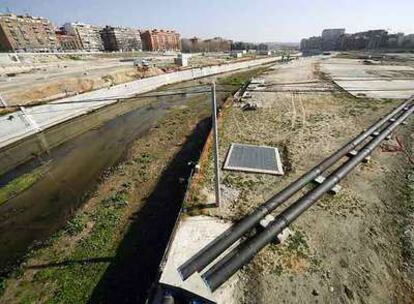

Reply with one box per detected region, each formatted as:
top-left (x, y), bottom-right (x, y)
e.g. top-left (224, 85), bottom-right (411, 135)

top-left (101, 26), bottom-right (142, 52)
top-left (55, 29), bottom-right (83, 51)
top-left (181, 36), bottom-right (232, 52)
top-left (63, 22), bottom-right (104, 51)
top-left (0, 13), bottom-right (58, 52)
top-left (321, 28), bottom-right (345, 51)
top-left (140, 29), bottom-right (180, 51)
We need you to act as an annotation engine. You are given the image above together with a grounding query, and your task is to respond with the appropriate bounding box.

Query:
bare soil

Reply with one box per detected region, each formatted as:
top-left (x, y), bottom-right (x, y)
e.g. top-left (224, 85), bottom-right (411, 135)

top-left (187, 57), bottom-right (414, 303)
top-left (3, 66), bottom-right (164, 106)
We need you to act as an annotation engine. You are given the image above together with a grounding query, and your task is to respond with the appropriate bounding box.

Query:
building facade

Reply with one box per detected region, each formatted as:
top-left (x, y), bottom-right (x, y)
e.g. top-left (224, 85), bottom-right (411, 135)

top-left (140, 29), bottom-right (180, 51)
top-left (300, 28), bottom-right (410, 53)
top-left (55, 28), bottom-right (82, 51)
top-left (181, 36), bottom-right (232, 53)
top-left (203, 37), bottom-right (232, 52)
top-left (339, 30), bottom-right (388, 50)
top-left (300, 36), bottom-right (322, 55)
top-left (101, 26), bottom-right (142, 52)
top-left (402, 34), bottom-right (414, 48)
top-left (63, 22), bottom-right (104, 51)
top-left (0, 13), bottom-right (58, 52)
top-left (321, 28), bottom-right (345, 51)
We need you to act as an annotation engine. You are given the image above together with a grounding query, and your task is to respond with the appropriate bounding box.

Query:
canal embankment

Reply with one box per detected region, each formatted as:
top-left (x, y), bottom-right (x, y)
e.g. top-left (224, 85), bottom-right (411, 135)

top-left (0, 66), bottom-right (270, 304)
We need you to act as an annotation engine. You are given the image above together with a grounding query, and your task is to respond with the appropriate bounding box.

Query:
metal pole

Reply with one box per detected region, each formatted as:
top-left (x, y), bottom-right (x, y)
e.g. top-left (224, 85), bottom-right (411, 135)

top-left (211, 82), bottom-right (221, 206)
top-left (0, 93), bottom-right (8, 108)
top-left (178, 98), bottom-right (412, 280)
top-left (20, 106), bottom-right (50, 154)
top-left (203, 104), bottom-right (414, 291)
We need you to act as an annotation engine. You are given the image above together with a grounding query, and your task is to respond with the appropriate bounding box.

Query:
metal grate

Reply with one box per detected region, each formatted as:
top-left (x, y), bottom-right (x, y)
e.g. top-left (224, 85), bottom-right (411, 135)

top-left (223, 143), bottom-right (284, 175)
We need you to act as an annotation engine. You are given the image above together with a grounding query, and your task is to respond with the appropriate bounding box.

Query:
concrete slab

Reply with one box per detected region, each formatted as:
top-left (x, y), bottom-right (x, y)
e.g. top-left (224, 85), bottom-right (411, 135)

top-left (159, 216), bottom-right (240, 304)
top-left (321, 58), bottom-right (414, 99)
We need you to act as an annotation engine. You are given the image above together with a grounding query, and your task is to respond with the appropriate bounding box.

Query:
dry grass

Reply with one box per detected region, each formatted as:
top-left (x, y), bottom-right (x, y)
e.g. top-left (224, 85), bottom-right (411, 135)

top-left (185, 57), bottom-right (414, 303)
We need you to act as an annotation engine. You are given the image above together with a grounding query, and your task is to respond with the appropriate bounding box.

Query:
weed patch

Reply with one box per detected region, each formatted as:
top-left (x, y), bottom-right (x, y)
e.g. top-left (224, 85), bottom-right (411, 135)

top-left (286, 230), bottom-right (309, 258)
top-left (102, 190), bottom-right (129, 208)
top-left (0, 166), bottom-right (46, 205)
top-left (0, 277), bottom-right (5, 297)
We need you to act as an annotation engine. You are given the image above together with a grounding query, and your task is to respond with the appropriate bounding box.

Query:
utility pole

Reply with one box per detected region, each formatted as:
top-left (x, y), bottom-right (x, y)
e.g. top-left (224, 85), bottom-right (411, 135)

top-left (211, 82), bottom-right (221, 206)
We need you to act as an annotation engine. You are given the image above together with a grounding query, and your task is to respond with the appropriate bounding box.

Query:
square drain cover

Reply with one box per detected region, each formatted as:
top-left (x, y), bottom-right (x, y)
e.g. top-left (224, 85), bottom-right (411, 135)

top-left (223, 143), bottom-right (284, 175)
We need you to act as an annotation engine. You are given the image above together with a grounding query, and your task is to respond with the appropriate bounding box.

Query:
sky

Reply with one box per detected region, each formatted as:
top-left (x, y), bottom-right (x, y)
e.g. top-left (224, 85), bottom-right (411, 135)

top-left (1, 0), bottom-right (413, 43)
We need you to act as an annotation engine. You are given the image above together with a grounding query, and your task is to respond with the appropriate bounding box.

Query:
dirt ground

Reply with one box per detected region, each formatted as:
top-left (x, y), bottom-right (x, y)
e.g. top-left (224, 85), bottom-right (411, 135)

top-left (2, 66), bottom-right (164, 106)
top-left (188, 56), bottom-right (414, 303)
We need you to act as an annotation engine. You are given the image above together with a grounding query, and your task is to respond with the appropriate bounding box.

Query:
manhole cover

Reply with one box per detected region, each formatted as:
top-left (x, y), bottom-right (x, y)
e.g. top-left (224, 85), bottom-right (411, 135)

top-left (223, 143), bottom-right (284, 175)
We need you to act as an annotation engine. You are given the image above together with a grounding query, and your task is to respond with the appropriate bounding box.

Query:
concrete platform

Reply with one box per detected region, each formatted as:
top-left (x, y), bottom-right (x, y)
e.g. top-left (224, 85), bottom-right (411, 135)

top-left (158, 216), bottom-right (240, 304)
top-left (321, 58), bottom-right (414, 99)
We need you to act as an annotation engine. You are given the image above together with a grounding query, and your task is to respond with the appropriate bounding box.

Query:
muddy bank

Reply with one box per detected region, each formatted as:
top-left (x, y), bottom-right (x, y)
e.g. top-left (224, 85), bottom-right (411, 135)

top-left (0, 100), bottom-right (165, 273)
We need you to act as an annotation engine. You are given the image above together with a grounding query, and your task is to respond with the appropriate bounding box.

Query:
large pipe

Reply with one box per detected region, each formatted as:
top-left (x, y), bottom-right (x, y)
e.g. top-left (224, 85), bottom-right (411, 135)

top-left (203, 104), bottom-right (414, 291)
top-left (178, 98), bottom-right (412, 280)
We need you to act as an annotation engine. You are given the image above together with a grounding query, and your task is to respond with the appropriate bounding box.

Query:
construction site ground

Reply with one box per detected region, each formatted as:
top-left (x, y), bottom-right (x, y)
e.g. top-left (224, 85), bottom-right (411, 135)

top-left (0, 52), bottom-right (262, 108)
top-left (0, 67), bottom-right (267, 304)
top-left (185, 55), bottom-right (414, 303)
top-left (0, 53), bottom-right (164, 106)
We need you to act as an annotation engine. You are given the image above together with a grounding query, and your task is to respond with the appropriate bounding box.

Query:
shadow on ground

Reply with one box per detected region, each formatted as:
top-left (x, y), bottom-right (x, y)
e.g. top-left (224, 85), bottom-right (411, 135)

top-left (88, 117), bottom-right (211, 304)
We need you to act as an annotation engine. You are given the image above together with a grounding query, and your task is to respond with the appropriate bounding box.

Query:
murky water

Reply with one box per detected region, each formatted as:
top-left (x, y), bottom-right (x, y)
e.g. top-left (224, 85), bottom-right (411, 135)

top-left (0, 86), bottom-right (209, 273)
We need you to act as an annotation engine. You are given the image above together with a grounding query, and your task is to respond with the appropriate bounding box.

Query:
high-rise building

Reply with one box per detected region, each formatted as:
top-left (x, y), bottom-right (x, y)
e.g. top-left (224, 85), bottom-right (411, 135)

top-left (340, 30), bottom-right (388, 50)
top-left (321, 28), bottom-right (345, 51)
top-left (300, 36), bottom-right (322, 55)
top-left (402, 34), bottom-right (414, 48)
top-left (101, 26), bottom-right (142, 52)
top-left (140, 29), bottom-right (180, 51)
top-left (63, 22), bottom-right (104, 51)
top-left (0, 13), bottom-right (58, 52)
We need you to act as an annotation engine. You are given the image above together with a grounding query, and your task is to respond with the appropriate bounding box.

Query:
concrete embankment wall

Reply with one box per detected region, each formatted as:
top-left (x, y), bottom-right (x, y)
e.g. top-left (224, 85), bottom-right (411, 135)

top-left (50, 56), bottom-right (280, 107)
top-left (0, 100), bottom-right (144, 176)
top-left (0, 57), bottom-right (279, 175)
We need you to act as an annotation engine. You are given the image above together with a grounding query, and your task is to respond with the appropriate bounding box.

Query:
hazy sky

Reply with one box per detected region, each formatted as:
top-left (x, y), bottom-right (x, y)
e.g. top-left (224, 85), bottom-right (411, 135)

top-left (1, 0), bottom-right (413, 42)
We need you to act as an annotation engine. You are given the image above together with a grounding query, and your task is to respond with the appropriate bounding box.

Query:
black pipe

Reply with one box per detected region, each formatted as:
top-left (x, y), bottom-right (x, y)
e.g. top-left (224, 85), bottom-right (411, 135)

top-left (203, 104), bottom-right (414, 291)
top-left (178, 98), bottom-right (412, 280)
